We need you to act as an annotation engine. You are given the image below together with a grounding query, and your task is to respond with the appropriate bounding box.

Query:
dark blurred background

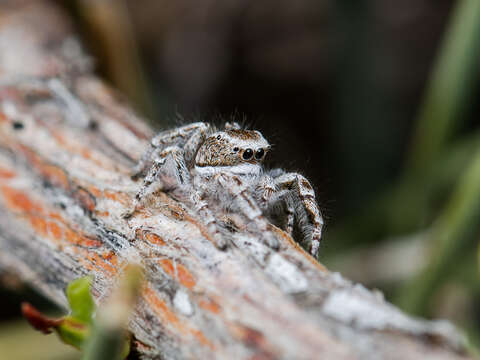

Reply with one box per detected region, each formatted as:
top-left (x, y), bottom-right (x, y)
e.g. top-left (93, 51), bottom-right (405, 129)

top-left (2, 0), bottom-right (480, 358)
top-left (70, 0), bottom-right (455, 224)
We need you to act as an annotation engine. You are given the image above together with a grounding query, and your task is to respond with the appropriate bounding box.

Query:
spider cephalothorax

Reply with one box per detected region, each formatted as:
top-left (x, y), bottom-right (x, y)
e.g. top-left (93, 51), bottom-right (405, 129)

top-left (126, 122), bottom-right (323, 257)
top-left (195, 130), bottom-right (270, 168)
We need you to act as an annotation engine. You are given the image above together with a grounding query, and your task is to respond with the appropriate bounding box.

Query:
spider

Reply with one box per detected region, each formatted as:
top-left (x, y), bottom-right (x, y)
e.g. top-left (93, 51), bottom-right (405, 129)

top-left (125, 122), bottom-right (324, 257)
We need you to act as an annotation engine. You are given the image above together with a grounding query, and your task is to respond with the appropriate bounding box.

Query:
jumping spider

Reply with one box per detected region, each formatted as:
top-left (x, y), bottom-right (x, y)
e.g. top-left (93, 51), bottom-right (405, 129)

top-left (126, 122), bottom-right (324, 257)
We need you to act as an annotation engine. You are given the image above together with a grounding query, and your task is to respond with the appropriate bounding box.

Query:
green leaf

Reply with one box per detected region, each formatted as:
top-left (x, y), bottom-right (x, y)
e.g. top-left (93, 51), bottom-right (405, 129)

top-left (24, 273), bottom-right (135, 360)
top-left (478, 242), bottom-right (480, 278)
top-left (66, 276), bottom-right (95, 324)
top-left (56, 316), bottom-right (91, 350)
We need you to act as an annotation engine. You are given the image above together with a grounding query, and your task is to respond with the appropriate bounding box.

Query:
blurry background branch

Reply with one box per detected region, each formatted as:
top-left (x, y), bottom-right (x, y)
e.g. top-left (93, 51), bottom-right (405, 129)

top-left (407, 0), bottom-right (480, 174)
top-left (74, 0), bottom-right (157, 120)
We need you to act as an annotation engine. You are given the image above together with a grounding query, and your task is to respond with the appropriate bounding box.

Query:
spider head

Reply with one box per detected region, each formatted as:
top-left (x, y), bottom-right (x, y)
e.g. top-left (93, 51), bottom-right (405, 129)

top-left (195, 129), bottom-right (270, 168)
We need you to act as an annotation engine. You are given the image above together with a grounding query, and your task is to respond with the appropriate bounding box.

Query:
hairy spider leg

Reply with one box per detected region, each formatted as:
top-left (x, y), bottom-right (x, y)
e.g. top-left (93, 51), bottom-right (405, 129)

top-left (131, 122), bottom-right (211, 179)
top-left (255, 175), bottom-right (296, 236)
top-left (188, 192), bottom-right (228, 249)
top-left (125, 146), bottom-right (189, 217)
top-left (216, 173), bottom-right (279, 250)
top-left (182, 130), bottom-right (230, 248)
top-left (224, 122), bottom-right (242, 130)
top-left (270, 172), bottom-right (324, 257)
top-left (128, 144), bottom-right (228, 249)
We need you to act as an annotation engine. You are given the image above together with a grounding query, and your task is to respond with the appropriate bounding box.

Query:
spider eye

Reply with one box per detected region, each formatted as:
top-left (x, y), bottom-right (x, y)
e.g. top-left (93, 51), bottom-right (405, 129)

top-left (233, 147), bottom-right (239, 152)
top-left (255, 148), bottom-right (265, 160)
top-left (242, 148), bottom-right (253, 160)
top-left (217, 135), bottom-right (221, 140)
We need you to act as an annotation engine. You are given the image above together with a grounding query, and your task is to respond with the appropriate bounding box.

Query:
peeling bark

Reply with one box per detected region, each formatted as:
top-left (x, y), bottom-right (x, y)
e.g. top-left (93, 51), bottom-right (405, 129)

top-left (0, 1), bottom-right (472, 359)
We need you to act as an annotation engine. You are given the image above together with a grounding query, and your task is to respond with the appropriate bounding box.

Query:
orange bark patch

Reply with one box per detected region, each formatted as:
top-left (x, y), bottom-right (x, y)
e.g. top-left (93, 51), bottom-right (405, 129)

top-left (1, 185), bottom-right (43, 214)
top-left (0, 167), bottom-right (15, 179)
top-left (145, 232), bottom-right (166, 246)
top-left (0, 185), bottom-right (101, 248)
top-left (63, 226), bottom-right (102, 248)
top-left (190, 328), bottom-right (215, 350)
top-left (231, 324), bottom-right (276, 359)
top-left (159, 259), bottom-right (196, 289)
top-left (87, 186), bottom-right (102, 198)
top-left (86, 186), bottom-right (129, 204)
top-left (143, 286), bottom-right (215, 349)
top-left (159, 259), bottom-right (176, 278)
top-left (81, 148), bottom-right (92, 160)
top-left (101, 251), bottom-right (118, 268)
top-left (103, 190), bottom-right (129, 203)
top-left (136, 229), bottom-right (166, 246)
top-left (17, 145), bottom-right (70, 191)
top-left (271, 226), bottom-right (328, 272)
top-left (29, 216), bottom-right (48, 237)
top-left (87, 252), bottom-right (117, 275)
top-left (50, 130), bottom-right (67, 146)
top-left (39, 163), bottom-right (70, 190)
top-left (168, 207), bottom-right (185, 221)
top-left (143, 286), bottom-right (182, 326)
top-left (48, 212), bottom-right (63, 221)
top-left (47, 221), bottom-right (63, 241)
top-left (177, 265), bottom-right (196, 289)
top-left (96, 210), bottom-right (109, 217)
top-left (109, 254), bottom-right (118, 267)
top-left (198, 297), bottom-right (221, 314)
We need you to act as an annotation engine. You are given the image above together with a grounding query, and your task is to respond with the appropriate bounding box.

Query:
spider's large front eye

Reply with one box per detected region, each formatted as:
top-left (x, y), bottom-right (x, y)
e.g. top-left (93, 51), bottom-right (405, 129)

top-left (255, 148), bottom-right (265, 160)
top-left (242, 148), bottom-right (253, 160)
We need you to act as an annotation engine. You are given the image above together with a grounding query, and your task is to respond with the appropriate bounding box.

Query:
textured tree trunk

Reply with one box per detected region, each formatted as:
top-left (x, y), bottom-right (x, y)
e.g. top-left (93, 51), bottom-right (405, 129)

top-left (0, 1), bottom-right (472, 359)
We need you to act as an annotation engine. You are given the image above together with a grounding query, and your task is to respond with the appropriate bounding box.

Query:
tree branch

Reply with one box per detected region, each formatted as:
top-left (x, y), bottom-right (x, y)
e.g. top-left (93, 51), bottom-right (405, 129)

top-left (0, 1), bottom-right (471, 359)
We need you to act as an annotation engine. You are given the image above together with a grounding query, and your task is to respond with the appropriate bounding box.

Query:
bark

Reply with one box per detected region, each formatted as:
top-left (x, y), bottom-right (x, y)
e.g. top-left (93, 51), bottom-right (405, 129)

top-left (0, 1), bottom-right (472, 359)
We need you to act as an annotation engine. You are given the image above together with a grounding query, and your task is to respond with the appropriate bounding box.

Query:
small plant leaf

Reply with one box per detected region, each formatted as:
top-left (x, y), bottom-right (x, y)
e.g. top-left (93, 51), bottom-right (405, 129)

top-left (66, 275), bottom-right (95, 323)
top-left (22, 276), bottom-right (96, 351)
top-left (57, 316), bottom-right (91, 350)
top-left (21, 303), bottom-right (90, 349)
top-left (23, 273), bottom-right (136, 360)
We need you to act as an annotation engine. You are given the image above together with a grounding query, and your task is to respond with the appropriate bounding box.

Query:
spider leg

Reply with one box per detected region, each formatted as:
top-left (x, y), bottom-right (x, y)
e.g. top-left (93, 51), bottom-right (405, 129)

top-left (150, 122), bottom-right (210, 149)
top-left (189, 193), bottom-right (228, 249)
top-left (124, 146), bottom-right (190, 217)
top-left (224, 121), bottom-right (241, 130)
top-left (216, 173), bottom-right (279, 250)
top-left (131, 143), bottom-right (156, 179)
top-left (182, 122), bottom-right (211, 165)
top-left (255, 175), bottom-right (295, 236)
top-left (126, 145), bottom-right (228, 249)
top-left (132, 122), bottom-right (210, 179)
top-left (284, 204), bottom-right (295, 235)
top-left (269, 172), bottom-right (324, 257)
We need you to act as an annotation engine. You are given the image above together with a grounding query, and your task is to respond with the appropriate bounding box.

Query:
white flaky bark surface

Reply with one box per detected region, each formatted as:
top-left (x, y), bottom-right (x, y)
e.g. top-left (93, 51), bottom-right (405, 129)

top-left (0, 1), bottom-right (472, 359)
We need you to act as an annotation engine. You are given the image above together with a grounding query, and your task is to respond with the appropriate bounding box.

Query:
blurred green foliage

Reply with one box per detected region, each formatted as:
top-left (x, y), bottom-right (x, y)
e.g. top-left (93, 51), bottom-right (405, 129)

top-left (21, 277), bottom-right (95, 351)
top-left (20, 273), bottom-right (136, 360)
top-left (329, 0), bottom-right (480, 349)
top-left (58, 276), bottom-right (95, 350)
top-left (67, 277), bottom-right (96, 325)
